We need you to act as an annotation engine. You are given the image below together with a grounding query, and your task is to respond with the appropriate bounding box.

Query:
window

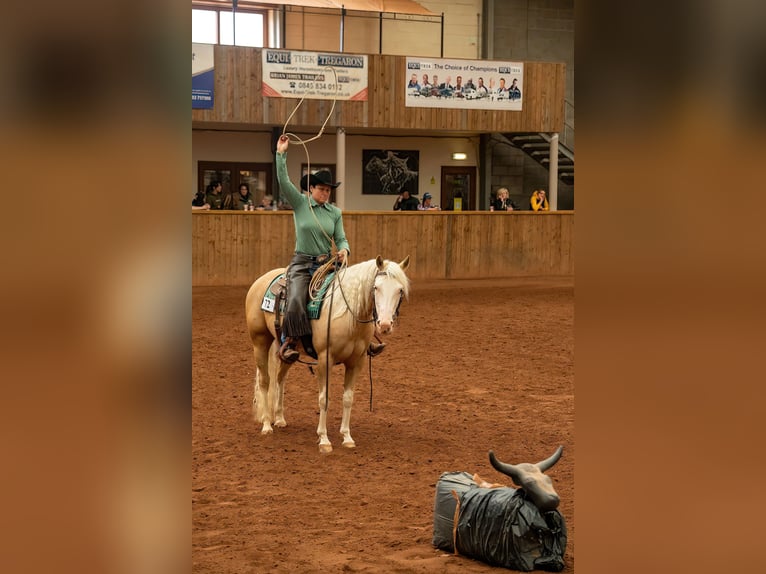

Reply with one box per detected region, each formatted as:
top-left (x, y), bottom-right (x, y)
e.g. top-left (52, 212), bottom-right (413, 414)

top-left (192, 8), bottom-right (266, 47)
top-left (198, 161), bottom-right (273, 209)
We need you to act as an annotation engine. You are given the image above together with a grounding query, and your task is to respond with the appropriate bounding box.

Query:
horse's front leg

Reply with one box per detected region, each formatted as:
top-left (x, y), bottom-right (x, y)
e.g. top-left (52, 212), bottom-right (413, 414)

top-left (340, 361), bottom-right (363, 448)
top-left (253, 342), bottom-right (274, 435)
top-left (315, 354), bottom-right (333, 453)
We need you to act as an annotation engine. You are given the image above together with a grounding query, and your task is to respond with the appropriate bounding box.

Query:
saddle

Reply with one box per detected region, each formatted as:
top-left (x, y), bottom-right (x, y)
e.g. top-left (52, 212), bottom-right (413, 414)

top-left (261, 272), bottom-right (335, 346)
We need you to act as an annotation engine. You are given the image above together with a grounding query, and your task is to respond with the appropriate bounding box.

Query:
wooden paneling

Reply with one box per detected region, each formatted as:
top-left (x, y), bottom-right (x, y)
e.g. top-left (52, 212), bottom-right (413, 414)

top-left (192, 211), bottom-right (574, 286)
top-left (192, 47), bottom-right (566, 133)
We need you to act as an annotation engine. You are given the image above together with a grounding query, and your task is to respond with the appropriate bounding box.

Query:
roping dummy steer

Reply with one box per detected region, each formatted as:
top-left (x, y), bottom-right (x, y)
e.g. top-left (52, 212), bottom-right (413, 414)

top-left (432, 446), bottom-right (568, 572)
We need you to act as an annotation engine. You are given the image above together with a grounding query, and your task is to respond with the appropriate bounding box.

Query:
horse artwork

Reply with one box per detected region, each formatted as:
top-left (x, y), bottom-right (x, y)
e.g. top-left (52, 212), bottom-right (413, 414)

top-left (245, 255), bottom-right (411, 453)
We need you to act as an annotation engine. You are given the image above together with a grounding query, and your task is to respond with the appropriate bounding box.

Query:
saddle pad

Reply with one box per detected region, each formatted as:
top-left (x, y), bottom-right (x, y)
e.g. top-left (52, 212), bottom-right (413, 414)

top-left (261, 272), bottom-right (335, 320)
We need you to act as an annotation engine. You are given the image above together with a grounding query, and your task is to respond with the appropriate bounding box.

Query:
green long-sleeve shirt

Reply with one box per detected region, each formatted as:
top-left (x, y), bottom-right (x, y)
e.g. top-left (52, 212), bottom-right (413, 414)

top-left (276, 152), bottom-right (350, 256)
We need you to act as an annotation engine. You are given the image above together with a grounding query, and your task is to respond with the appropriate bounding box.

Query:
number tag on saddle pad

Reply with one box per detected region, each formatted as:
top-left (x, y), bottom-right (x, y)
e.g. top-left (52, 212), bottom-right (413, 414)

top-left (260, 272), bottom-right (335, 319)
top-left (261, 296), bottom-right (276, 313)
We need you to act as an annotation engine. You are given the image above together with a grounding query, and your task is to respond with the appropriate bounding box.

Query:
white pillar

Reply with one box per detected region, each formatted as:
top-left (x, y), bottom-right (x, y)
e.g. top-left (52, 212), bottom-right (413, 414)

top-left (336, 127), bottom-right (346, 209)
top-left (548, 133), bottom-right (559, 211)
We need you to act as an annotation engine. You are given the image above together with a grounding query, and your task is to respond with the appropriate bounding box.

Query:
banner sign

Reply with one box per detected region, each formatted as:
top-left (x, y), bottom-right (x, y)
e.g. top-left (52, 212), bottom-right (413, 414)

top-left (404, 57), bottom-right (524, 111)
top-left (262, 49), bottom-right (368, 101)
top-left (192, 43), bottom-right (214, 109)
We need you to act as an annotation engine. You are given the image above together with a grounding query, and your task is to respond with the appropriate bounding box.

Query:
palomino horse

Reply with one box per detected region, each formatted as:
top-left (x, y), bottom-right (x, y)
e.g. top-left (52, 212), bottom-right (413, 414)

top-left (245, 255), bottom-right (410, 453)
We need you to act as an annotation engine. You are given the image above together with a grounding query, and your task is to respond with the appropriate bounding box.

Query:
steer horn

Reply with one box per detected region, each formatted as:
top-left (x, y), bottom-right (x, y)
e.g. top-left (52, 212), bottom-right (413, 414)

top-left (488, 449), bottom-right (521, 481)
top-left (535, 445), bottom-right (564, 472)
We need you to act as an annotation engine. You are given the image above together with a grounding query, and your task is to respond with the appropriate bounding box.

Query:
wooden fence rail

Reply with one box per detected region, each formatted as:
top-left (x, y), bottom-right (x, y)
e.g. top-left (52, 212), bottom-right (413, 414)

top-left (192, 211), bottom-right (574, 286)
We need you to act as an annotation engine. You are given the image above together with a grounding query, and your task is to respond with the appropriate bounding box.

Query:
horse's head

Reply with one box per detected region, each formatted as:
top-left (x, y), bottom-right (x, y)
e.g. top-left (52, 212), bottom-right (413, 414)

top-left (373, 255), bottom-right (410, 335)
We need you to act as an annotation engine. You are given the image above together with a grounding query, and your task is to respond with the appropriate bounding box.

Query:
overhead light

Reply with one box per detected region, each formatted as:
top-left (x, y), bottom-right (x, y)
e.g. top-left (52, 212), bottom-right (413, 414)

top-left (452, 152), bottom-right (467, 160)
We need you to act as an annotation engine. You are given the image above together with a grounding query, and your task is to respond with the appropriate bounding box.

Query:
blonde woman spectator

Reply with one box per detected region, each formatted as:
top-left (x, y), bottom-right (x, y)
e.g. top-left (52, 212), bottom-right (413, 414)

top-left (491, 187), bottom-right (518, 211)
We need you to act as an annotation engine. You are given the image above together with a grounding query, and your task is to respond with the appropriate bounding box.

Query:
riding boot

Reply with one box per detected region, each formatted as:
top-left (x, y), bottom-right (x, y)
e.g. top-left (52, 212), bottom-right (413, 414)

top-left (367, 342), bottom-right (386, 357)
top-left (278, 337), bottom-right (300, 363)
top-left (301, 334), bottom-right (318, 360)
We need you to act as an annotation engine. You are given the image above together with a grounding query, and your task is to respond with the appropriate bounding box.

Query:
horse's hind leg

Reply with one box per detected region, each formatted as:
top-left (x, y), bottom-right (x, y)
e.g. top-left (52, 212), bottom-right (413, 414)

top-left (272, 341), bottom-right (289, 427)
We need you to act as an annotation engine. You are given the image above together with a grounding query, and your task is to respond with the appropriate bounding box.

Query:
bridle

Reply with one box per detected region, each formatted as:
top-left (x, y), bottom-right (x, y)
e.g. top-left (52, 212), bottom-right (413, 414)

top-left (335, 268), bottom-right (403, 327)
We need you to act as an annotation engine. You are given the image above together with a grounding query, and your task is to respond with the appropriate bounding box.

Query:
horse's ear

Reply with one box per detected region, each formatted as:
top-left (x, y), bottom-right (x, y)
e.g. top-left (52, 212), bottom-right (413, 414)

top-left (399, 255), bottom-right (410, 271)
top-left (376, 255), bottom-right (384, 269)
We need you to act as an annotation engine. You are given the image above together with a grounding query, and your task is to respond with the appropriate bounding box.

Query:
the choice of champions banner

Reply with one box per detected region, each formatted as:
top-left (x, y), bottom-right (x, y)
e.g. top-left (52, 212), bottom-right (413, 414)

top-left (262, 49), bottom-right (368, 101)
top-left (405, 57), bottom-right (524, 111)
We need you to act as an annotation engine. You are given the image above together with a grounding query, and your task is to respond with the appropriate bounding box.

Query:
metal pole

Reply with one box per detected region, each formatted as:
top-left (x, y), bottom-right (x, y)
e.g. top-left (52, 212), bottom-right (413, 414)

top-left (336, 128), bottom-right (346, 209)
top-left (440, 13), bottom-right (444, 57)
top-left (281, 5), bottom-right (286, 48)
top-left (548, 133), bottom-right (559, 211)
top-left (232, 0), bottom-right (237, 46)
top-left (340, 6), bottom-right (346, 52)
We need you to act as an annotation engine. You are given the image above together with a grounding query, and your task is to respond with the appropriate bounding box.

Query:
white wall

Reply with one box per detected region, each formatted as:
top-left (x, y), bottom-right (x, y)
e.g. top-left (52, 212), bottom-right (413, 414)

top-left (192, 130), bottom-right (479, 210)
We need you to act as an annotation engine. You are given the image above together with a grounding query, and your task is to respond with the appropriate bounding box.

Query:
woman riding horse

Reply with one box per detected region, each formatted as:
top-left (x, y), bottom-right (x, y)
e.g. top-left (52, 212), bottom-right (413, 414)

top-left (275, 134), bottom-right (385, 362)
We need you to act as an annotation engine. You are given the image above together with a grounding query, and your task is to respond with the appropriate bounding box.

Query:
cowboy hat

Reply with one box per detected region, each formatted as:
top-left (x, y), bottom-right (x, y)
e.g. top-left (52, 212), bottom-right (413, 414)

top-left (300, 170), bottom-right (341, 191)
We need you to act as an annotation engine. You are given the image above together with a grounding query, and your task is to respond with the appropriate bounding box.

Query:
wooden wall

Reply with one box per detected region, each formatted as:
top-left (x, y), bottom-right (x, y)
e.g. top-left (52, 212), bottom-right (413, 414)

top-left (192, 211), bottom-right (574, 286)
top-left (192, 47), bottom-right (566, 133)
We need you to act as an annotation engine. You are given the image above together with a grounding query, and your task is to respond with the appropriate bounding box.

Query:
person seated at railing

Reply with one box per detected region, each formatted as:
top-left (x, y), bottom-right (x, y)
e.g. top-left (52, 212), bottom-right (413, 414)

top-left (418, 193), bottom-right (441, 211)
top-left (234, 183), bottom-right (254, 210)
top-left (491, 187), bottom-right (518, 211)
top-left (205, 181), bottom-right (224, 210)
top-left (192, 189), bottom-right (210, 211)
top-left (393, 189), bottom-right (420, 211)
top-left (255, 194), bottom-right (275, 210)
top-left (530, 189), bottom-right (550, 212)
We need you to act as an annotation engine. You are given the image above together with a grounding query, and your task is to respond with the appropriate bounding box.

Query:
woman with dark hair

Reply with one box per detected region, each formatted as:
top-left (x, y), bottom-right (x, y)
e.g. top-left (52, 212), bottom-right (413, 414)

top-left (192, 189), bottom-right (210, 210)
top-left (204, 181), bottom-right (224, 210)
top-left (234, 183), bottom-right (254, 210)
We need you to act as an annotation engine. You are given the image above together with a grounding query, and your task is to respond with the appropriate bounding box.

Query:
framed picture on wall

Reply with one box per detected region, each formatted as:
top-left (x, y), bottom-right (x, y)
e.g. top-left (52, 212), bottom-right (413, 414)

top-left (362, 150), bottom-right (419, 195)
top-left (301, 163), bottom-right (337, 204)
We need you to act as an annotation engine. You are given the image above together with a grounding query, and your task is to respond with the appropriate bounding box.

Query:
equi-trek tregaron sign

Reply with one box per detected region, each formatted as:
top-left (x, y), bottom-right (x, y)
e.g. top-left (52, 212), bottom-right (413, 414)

top-left (262, 49), bottom-right (368, 101)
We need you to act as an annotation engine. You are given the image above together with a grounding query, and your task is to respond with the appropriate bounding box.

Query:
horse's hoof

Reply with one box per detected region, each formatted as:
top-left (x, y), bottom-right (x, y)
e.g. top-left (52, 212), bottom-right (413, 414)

top-left (319, 443), bottom-right (333, 454)
top-left (274, 419), bottom-right (287, 428)
top-left (261, 426), bottom-right (274, 435)
top-left (342, 440), bottom-right (356, 449)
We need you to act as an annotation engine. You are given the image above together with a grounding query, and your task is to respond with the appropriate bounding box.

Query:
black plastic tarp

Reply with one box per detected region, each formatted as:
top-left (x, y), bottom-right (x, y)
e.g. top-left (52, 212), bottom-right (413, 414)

top-left (432, 471), bottom-right (567, 572)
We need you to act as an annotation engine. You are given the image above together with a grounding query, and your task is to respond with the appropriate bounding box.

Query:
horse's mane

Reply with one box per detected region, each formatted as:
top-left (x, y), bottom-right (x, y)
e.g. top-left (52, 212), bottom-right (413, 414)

top-left (328, 258), bottom-right (410, 321)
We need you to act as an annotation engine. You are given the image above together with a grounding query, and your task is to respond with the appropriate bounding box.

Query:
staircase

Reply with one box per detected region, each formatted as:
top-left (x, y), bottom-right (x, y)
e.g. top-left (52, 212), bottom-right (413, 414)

top-left (501, 132), bottom-right (575, 185)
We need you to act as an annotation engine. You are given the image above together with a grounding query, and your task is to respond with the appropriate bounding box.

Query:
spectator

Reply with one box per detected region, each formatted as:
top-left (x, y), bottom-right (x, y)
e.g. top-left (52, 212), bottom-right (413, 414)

top-left (192, 189), bottom-right (210, 210)
top-left (205, 181), bottom-right (224, 210)
top-left (234, 183), bottom-right (254, 210)
top-left (418, 192), bottom-right (440, 211)
top-left (491, 187), bottom-right (518, 211)
top-left (530, 189), bottom-right (550, 211)
top-left (255, 194), bottom-right (275, 210)
top-left (393, 190), bottom-right (420, 211)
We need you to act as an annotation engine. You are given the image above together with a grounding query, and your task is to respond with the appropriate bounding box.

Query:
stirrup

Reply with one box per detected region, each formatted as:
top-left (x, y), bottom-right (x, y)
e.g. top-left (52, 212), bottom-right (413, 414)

top-left (279, 339), bottom-right (300, 364)
top-left (367, 342), bottom-right (386, 357)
